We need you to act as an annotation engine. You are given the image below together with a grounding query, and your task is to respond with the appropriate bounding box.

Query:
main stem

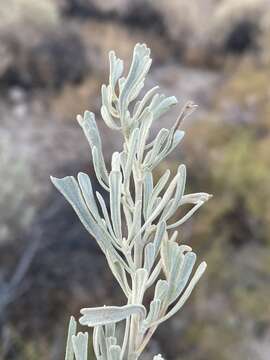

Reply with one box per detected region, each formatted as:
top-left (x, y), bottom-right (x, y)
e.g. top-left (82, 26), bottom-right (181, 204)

top-left (128, 160), bottom-right (144, 359)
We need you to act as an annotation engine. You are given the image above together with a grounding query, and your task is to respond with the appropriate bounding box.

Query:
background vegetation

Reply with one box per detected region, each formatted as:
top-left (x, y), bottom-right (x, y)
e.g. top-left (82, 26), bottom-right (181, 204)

top-left (0, 1), bottom-right (270, 359)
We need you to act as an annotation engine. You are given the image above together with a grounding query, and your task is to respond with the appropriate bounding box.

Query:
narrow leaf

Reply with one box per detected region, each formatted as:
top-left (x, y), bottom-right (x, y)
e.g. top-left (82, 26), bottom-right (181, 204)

top-left (109, 170), bottom-right (122, 240)
top-left (72, 333), bottom-right (88, 360)
top-left (65, 316), bottom-right (77, 360)
top-left (80, 305), bottom-right (146, 327)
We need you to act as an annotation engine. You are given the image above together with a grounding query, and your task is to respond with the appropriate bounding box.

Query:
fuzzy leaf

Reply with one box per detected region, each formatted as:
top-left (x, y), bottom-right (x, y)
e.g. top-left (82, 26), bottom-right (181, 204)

top-left (119, 44), bottom-right (151, 117)
top-left (145, 299), bottom-right (161, 326)
top-left (93, 326), bottom-right (107, 360)
top-left (150, 95), bottom-right (178, 121)
top-left (78, 172), bottom-right (100, 220)
top-left (153, 355), bottom-right (165, 360)
top-left (124, 128), bottom-right (139, 187)
top-left (143, 170), bottom-right (153, 219)
top-left (109, 345), bottom-right (121, 360)
top-left (109, 170), bottom-right (122, 240)
top-left (133, 268), bottom-right (148, 304)
top-left (155, 262), bottom-right (207, 326)
top-left (133, 86), bottom-right (159, 120)
top-left (72, 333), bottom-right (88, 360)
top-left (143, 242), bottom-right (155, 273)
top-left (106, 251), bottom-right (131, 296)
top-left (65, 316), bottom-right (77, 360)
top-left (80, 305), bottom-right (146, 327)
top-left (146, 169), bottom-right (170, 219)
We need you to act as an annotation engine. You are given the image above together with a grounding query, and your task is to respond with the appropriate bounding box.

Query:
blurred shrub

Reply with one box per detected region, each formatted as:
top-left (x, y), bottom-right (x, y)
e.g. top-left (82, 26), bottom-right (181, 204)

top-left (209, 0), bottom-right (269, 54)
top-left (51, 76), bottom-right (102, 120)
top-left (0, 0), bottom-right (60, 35)
top-left (0, 0), bottom-right (89, 90)
top-left (0, 137), bottom-right (37, 245)
top-left (183, 61), bottom-right (270, 245)
top-left (152, 0), bottom-right (211, 61)
top-left (79, 20), bottom-right (171, 70)
top-left (154, 61), bottom-right (270, 359)
top-left (0, 27), bottom-right (88, 90)
top-left (60, 0), bottom-right (132, 17)
top-left (27, 31), bottom-right (88, 89)
top-left (150, 0), bottom-right (270, 65)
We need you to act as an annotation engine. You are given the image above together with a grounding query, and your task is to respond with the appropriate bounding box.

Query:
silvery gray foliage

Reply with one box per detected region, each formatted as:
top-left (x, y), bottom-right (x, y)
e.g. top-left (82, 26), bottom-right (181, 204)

top-left (51, 43), bottom-right (212, 360)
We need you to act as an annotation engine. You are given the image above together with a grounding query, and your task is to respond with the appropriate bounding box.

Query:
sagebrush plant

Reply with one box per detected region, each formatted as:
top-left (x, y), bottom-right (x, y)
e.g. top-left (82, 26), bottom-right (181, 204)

top-left (51, 43), bottom-right (211, 360)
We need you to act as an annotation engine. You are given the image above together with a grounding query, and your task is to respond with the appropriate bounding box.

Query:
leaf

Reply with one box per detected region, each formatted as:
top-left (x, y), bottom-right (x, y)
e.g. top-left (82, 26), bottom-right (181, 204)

top-left (172, 252), bottom-right (197, 303)
top-left (109, 170), bottom-right (122, 240)
top-left (80, 305), bottom-right (146, 327)
top-left (154, 280), bottom-right (169, 304)
top-left (180, 192), bottom-right (212, 205)
top-left (78, 172), bottom-right (100, 220)
top-left (150, 95), bottom-right (178, 121)
top-left (77, 111), bottom-right (108, 185)
top-left (133, 268), bottom-right (148, 304)
top-left (162, 164), bottom-right (186, 221)
top-left (51, 176), bottom-right (98, 240)
top-left (137, 109), bottom-right (153, 161)
top-left (109, 345), bottom-right (122, 360)
top-left (105, 323), bottom-right (116, 338)
top-left (96, 191), bottom-right (115, 240)
top-left (133, 86), bottom-right (159, 120)
top-left (51, 176), bottom-right (119, 258)
top-left (109, 51), bottom-right (123, 92)
top-left (146, 261), bottom-right (162, 288)
top-left (144, 128), bottom-right (169, 167)
top-left (77, 111), bottom-right (101, 149)
top-left (127, 200), bottom-right (142, 243)
top-left (146, 169), bottom-right (170, 219)
top-left (65, 316), bottom-right (77, 360)
top-left (106, 251), bottom-right (131, 296)
top-left (153, 355), bottom-right (165, 360)
top-left (125, 45), bottom-right (150, 100)
top-left (72, 332), bottom-right (88, 360)
top-left (93, 326), bottom-right (107, 360)
top-left (111, 152), bottom-right (121, 172)
top-left (161, 237), bottom-right (179, 278)
top-left (167, 201), bottom-right (205, 229)
top-left (153, 221), bottom-right (166, 255)
top-left (154, 262), bottom-right (207, 326)
top-left (119, 44), bottom-right (151, 119)
top-left (101, 104), bottom-right (120, 130)
top-left (151, 130), bottom-right (185, 169)
top-left (145, 299), bottom-right (161, 325)
top-left (143, 170), bottom-right (153, 219)
top-left (146, 172), bottom-right (180, 225)
top-left (143, 242), bottom-right (155, 273)
top-left (124, 128), bottom-right (139, 186)
top-left (92, 146), bottom-right (109, 190)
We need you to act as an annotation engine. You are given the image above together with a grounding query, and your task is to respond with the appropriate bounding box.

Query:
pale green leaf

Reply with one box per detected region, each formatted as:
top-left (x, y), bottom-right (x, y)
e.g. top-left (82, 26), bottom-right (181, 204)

top-left (80, 305), bottom-right (146, 327)
top-left (72, 333), bottom-right (88, 360)
top-left (65, 316), bottom-right (77, 360)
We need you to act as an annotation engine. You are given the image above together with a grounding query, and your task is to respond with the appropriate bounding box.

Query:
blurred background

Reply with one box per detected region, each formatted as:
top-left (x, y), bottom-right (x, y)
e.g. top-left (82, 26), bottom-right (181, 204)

top-left (0, 0), bottom-right (270, 359)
